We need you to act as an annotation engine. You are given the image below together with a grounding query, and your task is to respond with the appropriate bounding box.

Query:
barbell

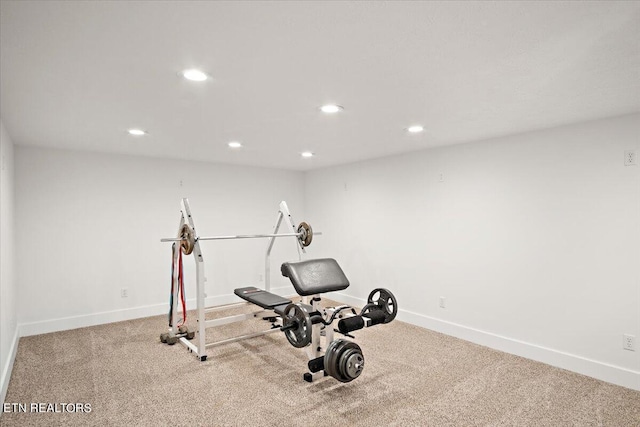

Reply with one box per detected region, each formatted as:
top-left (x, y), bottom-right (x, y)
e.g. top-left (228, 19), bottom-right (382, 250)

top-left (162, 221), bottom-right (318, 255)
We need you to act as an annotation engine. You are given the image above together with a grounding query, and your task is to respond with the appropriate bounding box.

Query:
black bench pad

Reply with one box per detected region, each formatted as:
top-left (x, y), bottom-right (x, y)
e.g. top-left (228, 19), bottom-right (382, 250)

top-left (234, 287), bottom-right (291, 311)
top-left (281, 258), bottom-right (350, 296)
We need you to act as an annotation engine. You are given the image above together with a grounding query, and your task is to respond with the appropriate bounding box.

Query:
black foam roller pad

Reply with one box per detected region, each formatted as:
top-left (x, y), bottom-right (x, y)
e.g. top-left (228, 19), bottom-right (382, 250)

top-left (365, 310), bottom-right (386, 326)
top-left (338, 316), bottom-right (365, 334)
top-left (308, 356), bottom-right (325, 373)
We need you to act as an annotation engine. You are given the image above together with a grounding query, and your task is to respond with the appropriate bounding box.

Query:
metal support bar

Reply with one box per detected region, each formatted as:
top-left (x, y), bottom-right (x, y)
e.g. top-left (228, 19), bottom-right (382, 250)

top-left (204, 301), bottom-right (251, 313)
top-left (179, 336), bottom-right (198, 353)
top-left (205, 327), bottom-right (282, 348)
top-left (204, 311), bottom-right (268, 328)
top-left (265, 201), bottom-right (306, 291)
top-left (265, 211), bottom-right (284, 292)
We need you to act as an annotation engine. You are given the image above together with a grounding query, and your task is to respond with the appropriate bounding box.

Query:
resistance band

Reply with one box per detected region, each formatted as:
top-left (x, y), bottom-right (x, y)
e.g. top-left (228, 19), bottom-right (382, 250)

top-left (168, 243), bottom-right (187, 327)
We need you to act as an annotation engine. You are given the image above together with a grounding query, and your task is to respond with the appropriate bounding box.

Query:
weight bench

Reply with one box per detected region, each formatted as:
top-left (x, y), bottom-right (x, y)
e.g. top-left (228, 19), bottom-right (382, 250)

top-left (280, 258), bottom-right (350, 296)
top-left (234, 258), bottom-right (348, 319)
top-left (236, 257), bottom-right (350, 301)
top-left (234, 258), bottom-right (349, 318)
top-left (232, 258), bottom-right (396, 383)
top-left (233, 287), bottom-right (291, 316)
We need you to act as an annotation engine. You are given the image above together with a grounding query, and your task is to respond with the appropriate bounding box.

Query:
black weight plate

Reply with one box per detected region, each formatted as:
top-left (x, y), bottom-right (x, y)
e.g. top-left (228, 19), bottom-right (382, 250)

top-left (283, 304), bottom-right (312, 348)
top-left (329, 339), bottom-right (347, 380)
top-left (336, 341), bottom-right (362, 382)
top-left (342, 347), bottom-right (364, 381)
top-left (324, 339), bottom-right (341, 379)
top-left (367, 288), bottom-right (398, 323)
top-left (337, 348), bottom-right (356, 382)
top-left (326, 339), bottom-right (350, 381)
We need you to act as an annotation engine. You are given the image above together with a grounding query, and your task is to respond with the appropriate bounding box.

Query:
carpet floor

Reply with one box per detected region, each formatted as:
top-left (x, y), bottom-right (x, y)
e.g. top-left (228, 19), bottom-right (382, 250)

top-left (2, 300), bottom-right (639, 426)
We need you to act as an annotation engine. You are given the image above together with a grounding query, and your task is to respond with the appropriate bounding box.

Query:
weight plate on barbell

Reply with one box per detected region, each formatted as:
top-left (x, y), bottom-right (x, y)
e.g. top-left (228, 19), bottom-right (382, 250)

top-left (367, 288), bottom-right (398, 324)
top-left (339, 341), bottom-right (363, 382)
top-left (297, 222), bottom-right (313, 247)
top-left (179, 223), bottom-right (195, 255)
top-left (324, 339), bottom-right (364, 382)
top-left (283, 303), bottom-right (312, 348)
top-left (329, 339), bottom-right (348, 380)
top-left (324, 338), bottom-right (347, 381)
top-left (339, 345), bottom-right (364, 382)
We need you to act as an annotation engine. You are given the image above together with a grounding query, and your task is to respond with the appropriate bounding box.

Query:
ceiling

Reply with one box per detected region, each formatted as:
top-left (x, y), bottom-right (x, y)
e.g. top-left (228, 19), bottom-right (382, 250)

top-left (1, 1), bottom-right (639, 171)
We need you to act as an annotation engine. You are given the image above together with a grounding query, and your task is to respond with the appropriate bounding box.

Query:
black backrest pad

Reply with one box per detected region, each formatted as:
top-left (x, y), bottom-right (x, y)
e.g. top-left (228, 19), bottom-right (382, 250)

top-left (281, 258), bottom-right (349, 296)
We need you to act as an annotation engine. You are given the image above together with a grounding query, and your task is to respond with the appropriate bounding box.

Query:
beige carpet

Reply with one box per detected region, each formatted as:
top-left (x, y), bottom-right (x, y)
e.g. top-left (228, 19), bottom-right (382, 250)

top-left (2, 300), bottom-right (639, 426)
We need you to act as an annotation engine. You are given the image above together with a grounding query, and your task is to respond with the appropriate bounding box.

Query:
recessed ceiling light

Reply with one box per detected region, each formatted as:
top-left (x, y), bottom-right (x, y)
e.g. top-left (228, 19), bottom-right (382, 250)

top-left (182, 69), bottom-right (209, 81)
top-left (407, 125), bottom-right (424, 133)
top-left (128, 129), bottom-right (147, 136)
top-left (228, 141), bottom-right (242, 148)
top-left (301, 151), bottom-right (314, 158)
top-left (320, 104), bottom-right (343, 114)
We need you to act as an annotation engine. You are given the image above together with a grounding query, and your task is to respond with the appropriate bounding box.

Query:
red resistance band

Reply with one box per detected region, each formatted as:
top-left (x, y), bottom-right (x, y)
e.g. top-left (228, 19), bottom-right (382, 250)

top-left (169, 244), bottom-right (187, 328)
top-left (177, 249), bottom-right (186, 327)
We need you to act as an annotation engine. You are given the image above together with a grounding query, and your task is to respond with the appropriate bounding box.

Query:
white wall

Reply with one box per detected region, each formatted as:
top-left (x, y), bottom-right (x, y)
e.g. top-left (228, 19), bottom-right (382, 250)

top-left (15, 147), bottom-right (306, 335)
top-left (305, 114), bottom-right (640, 390)
top-left (0, 121), bottom-right (18, 405)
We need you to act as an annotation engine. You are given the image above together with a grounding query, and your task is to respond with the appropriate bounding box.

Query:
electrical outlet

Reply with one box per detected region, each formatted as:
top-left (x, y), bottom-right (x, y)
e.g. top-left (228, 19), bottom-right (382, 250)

top-left (623, 334), bottom-right (635, 351)
top-left (438, 173), bottom-right (444, 182)
top-left (439, 296), bottom-right (446, 308)
top-left (624, 150), bottom-right (637, 166)
top-left (121, 288), bottom-right (128, 298)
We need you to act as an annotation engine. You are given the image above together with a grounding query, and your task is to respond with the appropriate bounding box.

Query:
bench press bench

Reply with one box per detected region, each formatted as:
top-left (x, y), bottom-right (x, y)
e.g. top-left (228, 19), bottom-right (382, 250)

top-left (234, 258), bottom-right (397, 382)
top-left (234, 257), bottom-right (349, 312)
top-left (233, 287), bottom-right (292, 316)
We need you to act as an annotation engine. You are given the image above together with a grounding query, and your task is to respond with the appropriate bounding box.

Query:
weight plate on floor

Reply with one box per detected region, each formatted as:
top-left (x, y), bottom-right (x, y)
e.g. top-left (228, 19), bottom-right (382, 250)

top-left (283, 303), bottom-right (312, 348)
top-left (297, 222), bottom-right (313, 247)
top-left (367, 288), bottom-right (398, 323)
top-left (179, 223), bottom-right (195, 255)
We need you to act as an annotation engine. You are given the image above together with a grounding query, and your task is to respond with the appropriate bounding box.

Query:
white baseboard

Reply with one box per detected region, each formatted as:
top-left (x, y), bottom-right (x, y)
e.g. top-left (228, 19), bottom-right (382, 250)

top-left (333, 292), bottom-right (640, 391)
top-left (18, 286), bottom-right (294, 337)
top-left (1, 327), bottom-right (19, 409)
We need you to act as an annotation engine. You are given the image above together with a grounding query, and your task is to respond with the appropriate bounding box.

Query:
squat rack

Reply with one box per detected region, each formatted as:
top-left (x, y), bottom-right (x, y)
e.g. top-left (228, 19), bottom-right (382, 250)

top-left (161, 198), bottom-right (315, 361)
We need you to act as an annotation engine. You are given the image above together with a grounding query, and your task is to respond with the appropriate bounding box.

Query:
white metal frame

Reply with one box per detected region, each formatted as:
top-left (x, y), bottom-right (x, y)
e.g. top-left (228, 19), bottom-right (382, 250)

top-left (168, 198), bottom-right (207, 359)
top-left (166, 198), bottom-right (308, 361)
